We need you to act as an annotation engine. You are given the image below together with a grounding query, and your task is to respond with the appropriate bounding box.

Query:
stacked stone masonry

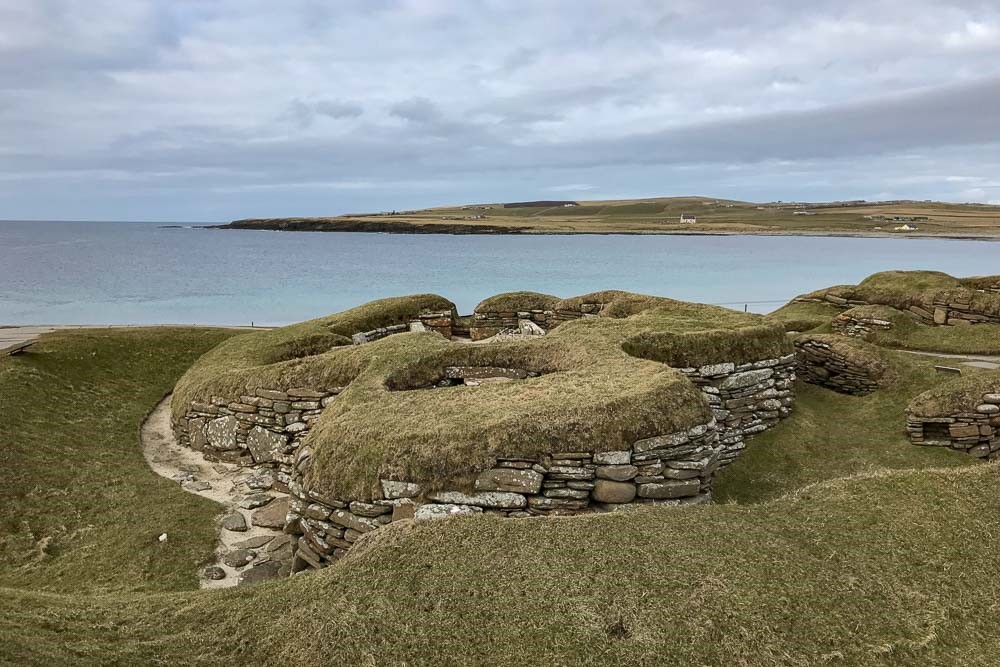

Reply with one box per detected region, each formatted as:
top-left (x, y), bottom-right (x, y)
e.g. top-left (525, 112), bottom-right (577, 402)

top-left (796, 292), bottom-right (1000, 326)
top-left (831, 312), bottom-right (895, 338)
top-left (470, 300), bottom-right (614, 341)
top-left (352, 311), bottom-right (454, 344)
top-left (286, 418), bottom-right (722, 571)
top-left (907, 393), bottom-right (1000, 459)
top-left (795, 339), bottom-right (881, 395)
top-left (471, 309), bottom-right (555, 341)
top-left (677, 355), bottom-right (796, 466)
top-left (172, 386), bottom-right (341, 490)
top-left (173, 310), bottom-right (798, 574)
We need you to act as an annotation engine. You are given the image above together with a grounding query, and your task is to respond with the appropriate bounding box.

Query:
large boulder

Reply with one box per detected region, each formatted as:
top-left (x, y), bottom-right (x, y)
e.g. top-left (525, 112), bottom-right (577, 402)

top-left (246, 426), bottom-right (287, 463)
top-left (205, 416), bottom-right (239, 450)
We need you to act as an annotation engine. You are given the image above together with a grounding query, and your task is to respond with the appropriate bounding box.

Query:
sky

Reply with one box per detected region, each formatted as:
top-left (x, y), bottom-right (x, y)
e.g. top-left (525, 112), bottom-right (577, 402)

top-left (1, 1), bottom-right (999, 221)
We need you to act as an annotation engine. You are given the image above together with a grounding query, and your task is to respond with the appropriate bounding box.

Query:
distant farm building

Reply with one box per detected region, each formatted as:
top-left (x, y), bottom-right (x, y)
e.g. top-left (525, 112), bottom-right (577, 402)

top-left (894, 223), bottom-right (918, 232)
top-left (679, 214), bottom-right (697, 224)
top-left (792, 211), bottom-right (817, 216)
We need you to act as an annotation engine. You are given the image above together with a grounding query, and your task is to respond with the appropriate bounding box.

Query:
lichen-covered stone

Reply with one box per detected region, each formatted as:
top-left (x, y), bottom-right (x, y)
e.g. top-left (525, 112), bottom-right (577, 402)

top-left (380, 479), bottom-right (422, 499)
top-left (414, 503), bottom-right (483, 521)
top-left (592, 479), bottom-right (637, 503)
top-left (205, 415), bottom-right (239, 450)
top-left (474, 468), bottom-right (543, 494)
top-left (592, 450), bottom-right (631, 465)
top-left (246, 426), bottom-right (287, 463)
top-left (637, 480), bottom-right (701, 499)
top-left (428, 491), bottom-right (527, 509)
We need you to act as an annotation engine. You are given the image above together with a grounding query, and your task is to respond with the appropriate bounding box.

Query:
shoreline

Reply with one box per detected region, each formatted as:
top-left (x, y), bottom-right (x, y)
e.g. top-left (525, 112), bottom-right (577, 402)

top-left (207, 222), bottom-right (1000, 242)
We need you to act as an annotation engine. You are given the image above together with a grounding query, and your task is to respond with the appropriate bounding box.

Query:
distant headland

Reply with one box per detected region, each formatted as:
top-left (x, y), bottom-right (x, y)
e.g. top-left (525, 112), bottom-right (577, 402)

top-left (212, 196), bottom-right (1000, 239)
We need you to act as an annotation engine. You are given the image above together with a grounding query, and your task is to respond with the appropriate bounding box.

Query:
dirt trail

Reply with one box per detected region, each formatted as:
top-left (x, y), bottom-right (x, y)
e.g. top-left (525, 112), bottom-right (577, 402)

top-left (901, 350), bottom-right (1000, 370)
top-left (141, 396), bottom-right (291, 588)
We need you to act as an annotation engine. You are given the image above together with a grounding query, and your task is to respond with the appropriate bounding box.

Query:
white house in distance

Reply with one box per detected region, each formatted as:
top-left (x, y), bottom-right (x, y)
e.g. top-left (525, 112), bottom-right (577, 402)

top-left (679, 214), bottom-right (697, 223)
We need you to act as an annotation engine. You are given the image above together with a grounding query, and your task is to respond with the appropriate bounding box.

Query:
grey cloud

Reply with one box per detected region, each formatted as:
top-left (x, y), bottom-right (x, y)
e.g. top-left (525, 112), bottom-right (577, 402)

top-left (389, 97), bottom-right (441, 124)
top-left (1, 0), bottom-right (1000, 220)
top-left (314, 99), bottom-right (363, 119)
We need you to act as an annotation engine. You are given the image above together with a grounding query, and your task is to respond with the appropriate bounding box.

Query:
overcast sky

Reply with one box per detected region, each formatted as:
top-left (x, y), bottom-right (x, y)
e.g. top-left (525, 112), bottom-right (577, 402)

top-left (1, 1), bottom-right (999, 221)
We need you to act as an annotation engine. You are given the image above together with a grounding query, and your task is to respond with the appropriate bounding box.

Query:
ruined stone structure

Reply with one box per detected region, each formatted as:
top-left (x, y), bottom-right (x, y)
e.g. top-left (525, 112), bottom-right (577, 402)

top-left (831, 311), bottom-right (896, 338)
top-left (907, 389), bottom-right (1000, 459)
top-left (796, 289), bottom-right (1000, 326)
top-left (794, 335), bottom-right (889, 396)
top-left (172, 291), bottom-right (798, 575)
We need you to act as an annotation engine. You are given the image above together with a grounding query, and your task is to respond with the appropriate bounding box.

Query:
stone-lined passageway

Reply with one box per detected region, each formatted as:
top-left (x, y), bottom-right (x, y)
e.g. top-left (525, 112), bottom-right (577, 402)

top-left (141, 396), bottom-right (292, 588)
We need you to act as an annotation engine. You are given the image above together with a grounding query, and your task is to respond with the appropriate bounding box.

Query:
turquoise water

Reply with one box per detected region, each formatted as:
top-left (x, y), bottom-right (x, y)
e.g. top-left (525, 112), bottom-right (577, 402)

top-left (1, 220), bottom-right (997, 325)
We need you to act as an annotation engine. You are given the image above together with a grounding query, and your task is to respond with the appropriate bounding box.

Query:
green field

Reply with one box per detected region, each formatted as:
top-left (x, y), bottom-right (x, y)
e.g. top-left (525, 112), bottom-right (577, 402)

top-left (228, 196), bottom-right (1000, 237)
top-left (3, 326), bottom-right (1000, 665)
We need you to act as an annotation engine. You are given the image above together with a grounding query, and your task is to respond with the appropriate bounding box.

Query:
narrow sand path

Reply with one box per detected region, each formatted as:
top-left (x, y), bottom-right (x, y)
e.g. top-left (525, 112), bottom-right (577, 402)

top-left (141, 396), bottom-right (291, 588)
top-left (900, 350), bottom-right (1000, 370)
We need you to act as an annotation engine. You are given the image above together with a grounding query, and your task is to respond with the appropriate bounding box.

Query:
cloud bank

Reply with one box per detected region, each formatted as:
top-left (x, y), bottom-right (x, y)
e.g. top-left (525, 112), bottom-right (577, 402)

top-left (0, 0), bottom-right (999, 220)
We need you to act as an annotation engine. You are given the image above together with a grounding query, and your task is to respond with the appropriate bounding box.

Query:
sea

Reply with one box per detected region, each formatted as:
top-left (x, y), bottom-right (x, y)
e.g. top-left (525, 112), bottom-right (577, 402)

top-left (1, 220), bottom-right (997, 326)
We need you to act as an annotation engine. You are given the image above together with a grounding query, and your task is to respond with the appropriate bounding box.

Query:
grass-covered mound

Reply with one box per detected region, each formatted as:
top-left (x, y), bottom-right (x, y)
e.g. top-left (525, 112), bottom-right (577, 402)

top-left (908, 372), bottom-right (1000, 418)
top-left (775, 271), bottom-right (1000, 355)
top-left (173, 292), bottom-right (790, 500)
top-left (767, 298), bottom-right (843, 332)
top-left (171, 294), bottom-right (454, 415)
top-left (799, 270), bottom-right (1000, 319)
top-left (305, 295), bottom-right (790, 499)
top-left (474, 291), bottom-right (560, 313)
top-left (5, 327), bottom-right (997, 666)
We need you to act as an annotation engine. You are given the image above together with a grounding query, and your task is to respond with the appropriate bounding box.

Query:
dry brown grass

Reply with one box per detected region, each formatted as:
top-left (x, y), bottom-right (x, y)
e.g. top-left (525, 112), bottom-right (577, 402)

top-left (908, 372), bottom-right (1000, 417)
top-left (474, 291), bottom-right (560, 313)
top-left (173, 292), bottom-right (783, 500)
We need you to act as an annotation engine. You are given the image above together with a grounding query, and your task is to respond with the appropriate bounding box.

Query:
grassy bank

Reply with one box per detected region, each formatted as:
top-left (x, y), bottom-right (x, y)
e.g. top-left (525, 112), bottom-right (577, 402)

top-left (2, 328), bottom-right (999, 666)
top-left (714, 351), bottom-right (976, 503)
top-left (0, 328), bottom-right (237, 594)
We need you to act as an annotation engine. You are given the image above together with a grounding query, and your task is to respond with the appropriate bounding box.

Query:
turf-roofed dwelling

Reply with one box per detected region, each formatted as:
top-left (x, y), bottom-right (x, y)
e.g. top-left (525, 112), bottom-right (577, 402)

top-left (792, 270), bottom-right (1000, 326)
top-left (172, 291), bottom-right (795, 572)
top-left (907, 375), bottom-right (1000, 459)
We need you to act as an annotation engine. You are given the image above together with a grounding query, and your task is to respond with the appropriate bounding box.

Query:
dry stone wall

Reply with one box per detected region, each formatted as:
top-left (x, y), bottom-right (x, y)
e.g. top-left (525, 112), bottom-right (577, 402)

top-left (174, 301), bottom-right (799, 576)
top-left (470, 309), bottom-right (554, 340)
top-left (285, 417), bottom-right (721, 571)
top-left (352, 311), bottom-right (454, 344)
top-left (795, 292), bottom-right (1000, 326)
top-left (831, 312), bottom-right (895, 338)
top-left (173, 387), bottom-right (341, 490)
top-left (794, 338), bottom-right (885, 395)
top-left (677, 354), bottom-right (796, 466)
top-left (470, 299), bottom-right (628, 340)
top-left (907, 393), bottom-right (1000, 459)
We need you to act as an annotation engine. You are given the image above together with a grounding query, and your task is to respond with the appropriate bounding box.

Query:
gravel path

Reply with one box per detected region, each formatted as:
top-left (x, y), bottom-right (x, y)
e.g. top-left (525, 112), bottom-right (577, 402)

top-left (140, 396), bottom-right (291, 588)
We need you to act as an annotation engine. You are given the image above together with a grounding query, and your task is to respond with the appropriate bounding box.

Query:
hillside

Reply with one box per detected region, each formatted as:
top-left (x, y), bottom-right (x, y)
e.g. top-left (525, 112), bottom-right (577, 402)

top-left (218, 196), bottom-right (1000, 238)
top-left (3, 284), bottom-right (1000, 665)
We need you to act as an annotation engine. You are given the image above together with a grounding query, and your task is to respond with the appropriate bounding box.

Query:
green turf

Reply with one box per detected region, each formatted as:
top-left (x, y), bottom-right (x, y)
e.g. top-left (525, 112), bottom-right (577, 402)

top-left (714, 351), bottom-right (975, 504)
top-left (0, 328), bottom-right (237, 594)
top-left (3, 326), bottom-right (999, 666)
top-left (173, 291), bottom-right (786, 500)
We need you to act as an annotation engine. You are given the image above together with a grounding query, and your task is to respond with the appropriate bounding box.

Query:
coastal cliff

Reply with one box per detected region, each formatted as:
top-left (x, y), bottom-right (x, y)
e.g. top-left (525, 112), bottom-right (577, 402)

top-left (214, 218), bottom-right (534, 234)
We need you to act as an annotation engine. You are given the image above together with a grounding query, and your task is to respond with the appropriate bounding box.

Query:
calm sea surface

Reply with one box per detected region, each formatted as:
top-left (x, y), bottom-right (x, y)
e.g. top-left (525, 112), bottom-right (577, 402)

top-left (1, 220), bottom-right (997, 326)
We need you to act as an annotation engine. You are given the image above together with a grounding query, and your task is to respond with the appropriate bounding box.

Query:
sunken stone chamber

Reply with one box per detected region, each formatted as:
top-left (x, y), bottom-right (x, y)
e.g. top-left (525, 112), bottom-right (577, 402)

top-left (907, 388), bottom-right (1000, 459)
top-left (171, 290), bottom-right (798, 574)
